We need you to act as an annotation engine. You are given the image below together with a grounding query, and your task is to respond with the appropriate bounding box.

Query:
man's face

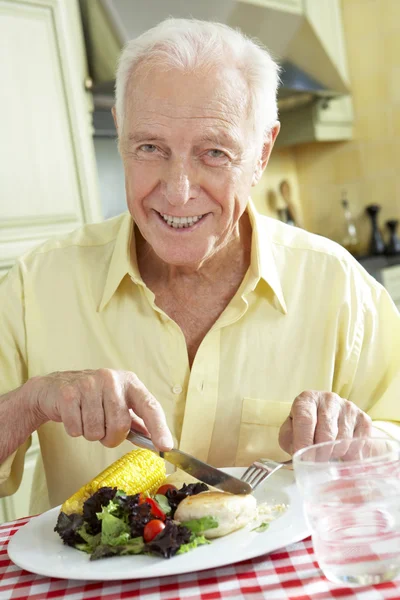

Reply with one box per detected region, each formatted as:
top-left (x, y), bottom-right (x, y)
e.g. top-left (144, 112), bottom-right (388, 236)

top-left (118, 65), bottom-right (276, 267)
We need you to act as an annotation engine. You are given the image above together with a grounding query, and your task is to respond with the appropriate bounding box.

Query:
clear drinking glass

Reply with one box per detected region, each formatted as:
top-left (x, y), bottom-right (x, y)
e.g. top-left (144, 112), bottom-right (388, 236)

top-left (293, 437), bottom-right (400, 586)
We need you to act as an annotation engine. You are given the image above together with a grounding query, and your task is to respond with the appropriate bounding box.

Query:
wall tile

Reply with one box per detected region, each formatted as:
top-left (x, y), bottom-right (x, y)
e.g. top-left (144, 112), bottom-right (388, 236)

top-left (360, 141), bottom-right (398, 177)
top-left (333, 143), bottom-right (363, 182)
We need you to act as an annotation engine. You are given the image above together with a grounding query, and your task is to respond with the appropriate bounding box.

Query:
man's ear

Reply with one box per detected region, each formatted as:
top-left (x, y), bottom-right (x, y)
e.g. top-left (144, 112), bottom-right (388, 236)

top-left (111, 107), bottom-right (119, 134)
top-left (252, 122), bottom-right (280, 186)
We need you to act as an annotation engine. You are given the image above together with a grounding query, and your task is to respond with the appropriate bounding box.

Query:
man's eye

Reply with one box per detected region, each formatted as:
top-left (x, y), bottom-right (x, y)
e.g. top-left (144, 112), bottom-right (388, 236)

top-left (139, 144), bottom-right (157, 153)
top-left (207, 149), bottom-right (226, 159)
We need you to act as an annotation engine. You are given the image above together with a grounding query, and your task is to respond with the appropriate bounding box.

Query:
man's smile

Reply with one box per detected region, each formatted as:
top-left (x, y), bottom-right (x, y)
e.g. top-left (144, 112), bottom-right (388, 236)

top-left (155, 210), bottom-right (208, 229)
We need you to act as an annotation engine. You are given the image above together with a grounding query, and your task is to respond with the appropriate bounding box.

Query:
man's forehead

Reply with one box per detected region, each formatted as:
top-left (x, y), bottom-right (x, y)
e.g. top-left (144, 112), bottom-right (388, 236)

top-left (126, 121), bottom-right (243, 147)
top-left (124, 64), bottom-right (250, 123)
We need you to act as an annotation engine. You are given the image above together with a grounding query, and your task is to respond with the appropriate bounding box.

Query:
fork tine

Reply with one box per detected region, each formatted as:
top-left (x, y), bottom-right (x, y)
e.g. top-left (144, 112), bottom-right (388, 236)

top-left (241, 465), bottom-right (257, 482)
top-left (246, 467), bottom-right (267, 489)
top-left (251, 469), bottom-right (271, 490)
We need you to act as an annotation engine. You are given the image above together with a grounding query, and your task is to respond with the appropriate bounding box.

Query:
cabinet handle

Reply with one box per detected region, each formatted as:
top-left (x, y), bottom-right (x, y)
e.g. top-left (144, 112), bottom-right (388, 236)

top-left (84, 77), bottom-right (93, 91)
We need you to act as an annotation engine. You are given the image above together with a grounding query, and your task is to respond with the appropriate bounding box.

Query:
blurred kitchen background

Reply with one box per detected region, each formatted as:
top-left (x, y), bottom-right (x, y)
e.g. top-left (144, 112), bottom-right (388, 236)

top-left (0, 0), bottom-right (400, 520)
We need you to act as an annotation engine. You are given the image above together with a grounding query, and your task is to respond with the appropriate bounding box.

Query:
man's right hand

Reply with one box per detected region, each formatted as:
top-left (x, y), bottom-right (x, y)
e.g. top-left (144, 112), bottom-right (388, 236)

top-left (29, 369), bottom-right (173, 451)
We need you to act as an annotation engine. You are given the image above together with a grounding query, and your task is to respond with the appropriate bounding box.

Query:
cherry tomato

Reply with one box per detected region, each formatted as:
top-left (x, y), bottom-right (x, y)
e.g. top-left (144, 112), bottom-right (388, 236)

top-left (156, 484), bottom-right (178, 496)
top-left (139, 496), bottom-right (166, 520)
top-left (143, 519), bottom-right (165, 543)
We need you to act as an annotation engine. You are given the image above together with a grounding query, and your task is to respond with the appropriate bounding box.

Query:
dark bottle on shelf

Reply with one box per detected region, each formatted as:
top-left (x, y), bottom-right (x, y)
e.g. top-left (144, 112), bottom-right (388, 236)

top-left (385, 219), bottom-right (400, 256)
top-left (365, 204), bottom-right (385, 255)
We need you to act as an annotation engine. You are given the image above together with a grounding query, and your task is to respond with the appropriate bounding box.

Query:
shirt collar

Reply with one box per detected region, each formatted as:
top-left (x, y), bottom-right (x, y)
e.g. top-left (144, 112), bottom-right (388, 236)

top-left (98, 212), bottom-right (142, 312)
top-left (99, 202), bottom-right (287, 315)
top-left (246, 199), bottom-right (287, 314)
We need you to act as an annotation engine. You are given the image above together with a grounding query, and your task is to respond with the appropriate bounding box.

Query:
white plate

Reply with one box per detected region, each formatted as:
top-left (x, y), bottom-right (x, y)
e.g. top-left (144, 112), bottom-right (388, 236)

top-left (8, 467), bottom-right (309, 581)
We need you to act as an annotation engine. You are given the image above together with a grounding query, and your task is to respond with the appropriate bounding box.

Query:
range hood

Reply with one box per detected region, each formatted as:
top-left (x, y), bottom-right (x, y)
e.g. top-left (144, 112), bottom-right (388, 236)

top-left (80, 0), bottom-right (350, 134)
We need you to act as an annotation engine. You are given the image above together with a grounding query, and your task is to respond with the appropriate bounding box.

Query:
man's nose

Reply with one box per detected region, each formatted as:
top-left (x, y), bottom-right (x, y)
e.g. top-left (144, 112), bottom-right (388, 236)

top-left (162, 159), bottom-right (196, 206)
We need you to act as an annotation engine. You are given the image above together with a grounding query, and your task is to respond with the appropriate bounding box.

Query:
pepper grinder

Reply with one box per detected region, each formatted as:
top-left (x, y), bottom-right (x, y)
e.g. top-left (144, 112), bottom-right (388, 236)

top-left (365, 204), bottom-right (385, 255)
top-left (385, 219), bottom-right (400, 255)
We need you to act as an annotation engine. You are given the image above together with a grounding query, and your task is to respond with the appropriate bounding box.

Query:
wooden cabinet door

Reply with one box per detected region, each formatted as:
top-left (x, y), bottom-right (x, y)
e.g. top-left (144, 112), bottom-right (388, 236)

top-left (0, 0), bottom-right (102, 276)
top-left (0, 0), bottom-right (102, 520)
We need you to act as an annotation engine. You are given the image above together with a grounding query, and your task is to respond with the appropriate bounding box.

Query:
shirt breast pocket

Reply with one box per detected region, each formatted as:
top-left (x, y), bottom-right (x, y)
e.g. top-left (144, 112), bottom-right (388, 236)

top-left (235, 397), bottom-right (292, 466)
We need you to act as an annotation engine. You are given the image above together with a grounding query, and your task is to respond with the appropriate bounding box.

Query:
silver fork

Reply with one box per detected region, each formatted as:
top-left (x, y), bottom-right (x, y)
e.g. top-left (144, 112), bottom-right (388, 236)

top-left (241, 458), bottom-right (293, 491)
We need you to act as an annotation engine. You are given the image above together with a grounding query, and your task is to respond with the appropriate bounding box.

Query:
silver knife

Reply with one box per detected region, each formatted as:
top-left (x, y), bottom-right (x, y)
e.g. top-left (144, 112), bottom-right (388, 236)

top-left (127, 429), bottom-right (252, 495)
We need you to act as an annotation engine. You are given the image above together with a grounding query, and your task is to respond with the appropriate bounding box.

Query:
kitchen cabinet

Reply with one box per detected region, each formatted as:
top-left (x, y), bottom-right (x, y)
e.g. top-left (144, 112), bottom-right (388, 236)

top-left (277, 0), bottom-right (353, 146)
top-left (0, 0), bottom-right (102, 521)
top-left (277, 95), bottom-right (353, 146)
top-left (0, 0), bottom-right (102, 277)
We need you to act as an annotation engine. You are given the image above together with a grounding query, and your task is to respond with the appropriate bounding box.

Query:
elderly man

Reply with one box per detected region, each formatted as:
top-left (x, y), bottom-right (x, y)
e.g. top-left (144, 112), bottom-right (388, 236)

top-left (1, 19), bottom-right (399, 516)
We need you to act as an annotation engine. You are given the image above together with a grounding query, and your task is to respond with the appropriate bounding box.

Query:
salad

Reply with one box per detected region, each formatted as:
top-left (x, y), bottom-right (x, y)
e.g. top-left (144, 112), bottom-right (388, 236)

top-left (55, 482), bottom-right (218, 560)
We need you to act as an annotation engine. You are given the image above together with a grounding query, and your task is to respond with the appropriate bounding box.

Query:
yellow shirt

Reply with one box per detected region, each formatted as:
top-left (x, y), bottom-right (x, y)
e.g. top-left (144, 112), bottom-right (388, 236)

top-left (1, 201), bottom-right (399, 516)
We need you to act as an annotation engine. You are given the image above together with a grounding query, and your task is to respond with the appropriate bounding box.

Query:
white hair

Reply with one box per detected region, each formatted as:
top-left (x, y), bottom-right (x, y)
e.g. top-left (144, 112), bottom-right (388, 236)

top-left (115, 18), bottom-right (281, 143)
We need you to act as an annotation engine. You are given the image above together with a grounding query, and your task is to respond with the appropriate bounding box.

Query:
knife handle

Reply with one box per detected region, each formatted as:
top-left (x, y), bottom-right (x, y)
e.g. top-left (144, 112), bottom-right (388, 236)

top-left (127, 428), bottom-right (158, 452)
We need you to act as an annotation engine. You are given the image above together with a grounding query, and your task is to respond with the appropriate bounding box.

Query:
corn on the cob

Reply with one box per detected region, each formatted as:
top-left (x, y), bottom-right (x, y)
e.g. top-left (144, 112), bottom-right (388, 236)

top-left (61, 449), bottom-right (166, 514)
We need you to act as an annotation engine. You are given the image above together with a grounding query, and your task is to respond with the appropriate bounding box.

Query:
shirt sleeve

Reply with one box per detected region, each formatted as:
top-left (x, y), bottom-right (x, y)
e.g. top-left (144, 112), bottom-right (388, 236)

top-left (0, 263), bottom-right (31, 496)
top-left (343, 269), bottom-right (400, 440)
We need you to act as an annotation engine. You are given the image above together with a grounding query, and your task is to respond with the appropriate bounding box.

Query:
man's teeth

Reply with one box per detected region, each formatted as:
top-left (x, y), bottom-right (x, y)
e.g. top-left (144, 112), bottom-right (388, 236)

top-left (160, 213), bottom-right (204, 228)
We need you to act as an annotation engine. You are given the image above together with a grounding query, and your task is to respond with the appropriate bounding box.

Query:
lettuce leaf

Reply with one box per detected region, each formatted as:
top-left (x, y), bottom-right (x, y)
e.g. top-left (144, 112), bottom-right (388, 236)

top-left (177, 533), bottom-right (210, 554)
top-left (154, 494), bottom-right (171, 515)
top-left (54, 512), bottom-right (85, 546)
top-left (145, 521), bottom-right (192, 558)
top-left (90, 537), bottom-right (145, 561)
top-left (75, 543), bottom-right (93, 553)
top-left (82, 487), bottom-right (118, 534)
top-left (181, 516), bottom-right (218, 534)
top-left (76, 524), bottom-right (101, 550)
top-left (96, 508), bottom-right (130, 545)
top-left (251, 522), bottom-right (270, 533)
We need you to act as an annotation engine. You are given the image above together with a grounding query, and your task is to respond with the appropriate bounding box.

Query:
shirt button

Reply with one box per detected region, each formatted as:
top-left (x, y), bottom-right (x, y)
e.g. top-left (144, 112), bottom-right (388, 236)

top-left (172, 384), bottom-right (182, 394)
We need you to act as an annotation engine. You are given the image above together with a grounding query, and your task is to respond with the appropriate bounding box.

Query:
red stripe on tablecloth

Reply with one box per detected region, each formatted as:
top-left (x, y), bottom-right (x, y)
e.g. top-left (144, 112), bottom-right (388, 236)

top-left (0, 560), bottom-right (11, 569)
top-left (0, 520), bottom-right (29, 531)
top-left (10, 582), bottom-right (107, 600)
top-left (330, 589), bottom-right (358, 597)
top-left (374, 582), bottom-right (399, 590)
top-left (275, 565), bottom-right (296, 575)
top-left (239, 585), bottom-right (263, 594)
top-left (192, 593), bottom-right (222, 600)
top-left (0, 568), bottom-right (44, 581)
top-left (281, 577), bottom-right (308, 588)
top-left (0, 579), bottom-right (106, 596)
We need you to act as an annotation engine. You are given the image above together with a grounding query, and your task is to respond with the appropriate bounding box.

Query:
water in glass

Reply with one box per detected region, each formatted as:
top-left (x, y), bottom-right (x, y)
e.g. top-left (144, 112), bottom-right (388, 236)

top-left (304, 476), bottom-right (400, 586)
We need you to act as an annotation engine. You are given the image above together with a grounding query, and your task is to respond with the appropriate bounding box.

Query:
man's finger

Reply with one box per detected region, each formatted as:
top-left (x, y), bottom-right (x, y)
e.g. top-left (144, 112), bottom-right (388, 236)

top-left (313, 397), bottom-right (340, 461)
top-left (278, 416), bottom-right (293, 454)
top-left (291, 393), bottom-right (318, 454)
top-left (101, 387), bottom-right (132, 448)
top-left (129, 411), bottom-right (151, 437)
top-left (125, 376), bottom-right (173, 451)
top-left (354, 411), bottom-right (373, 438)
top-left (332, 403), bottom-right (358, 459)
top-left (59, 387), bottom-right (83, 438)
top-left (314, 402), bottom-right (339, 444)
top-left (81, 382), bottom-right (105, 442)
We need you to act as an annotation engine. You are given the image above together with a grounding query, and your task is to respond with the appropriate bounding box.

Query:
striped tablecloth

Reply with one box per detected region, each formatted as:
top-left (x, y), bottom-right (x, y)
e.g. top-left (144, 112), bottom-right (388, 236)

top-left (1, 516), bottom-right (399, 600)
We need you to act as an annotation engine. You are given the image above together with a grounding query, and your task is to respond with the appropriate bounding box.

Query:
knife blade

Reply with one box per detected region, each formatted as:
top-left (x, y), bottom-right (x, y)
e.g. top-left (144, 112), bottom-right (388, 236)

top-left (127, 429), bottom-right (252, 495)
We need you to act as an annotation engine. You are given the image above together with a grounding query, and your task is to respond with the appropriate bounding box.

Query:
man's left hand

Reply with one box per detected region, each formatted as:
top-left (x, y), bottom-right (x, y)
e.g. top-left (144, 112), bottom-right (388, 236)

top-left (279, 390), bottom-right (373, 455)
